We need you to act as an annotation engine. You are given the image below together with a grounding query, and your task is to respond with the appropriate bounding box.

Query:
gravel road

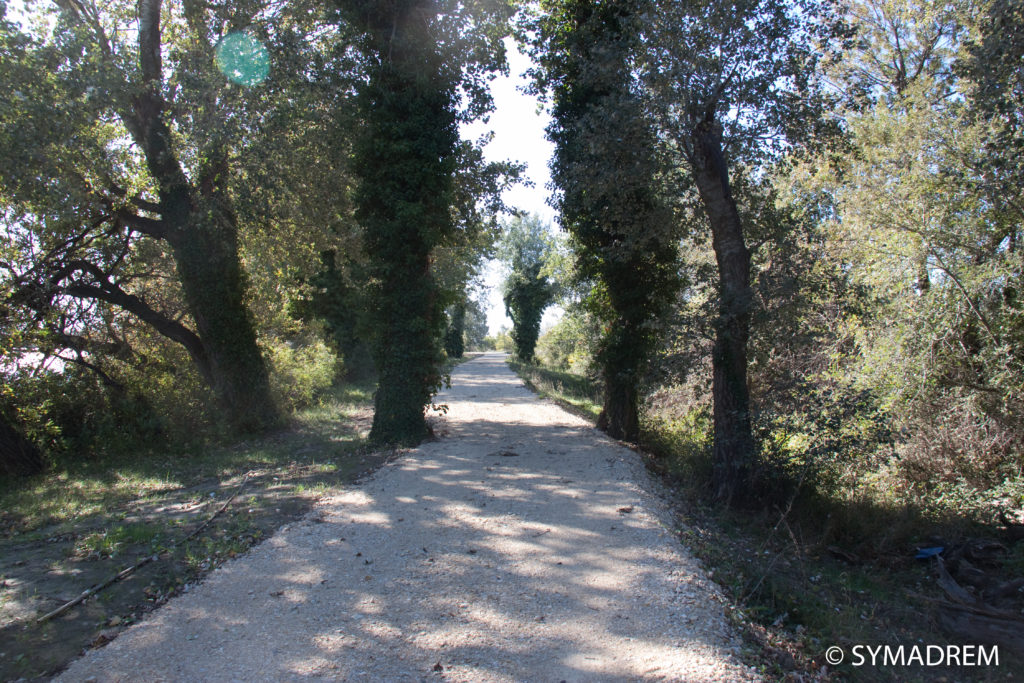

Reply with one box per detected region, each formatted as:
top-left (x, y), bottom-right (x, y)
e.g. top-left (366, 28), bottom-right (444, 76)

top-left (58, 352), bottom-right (758, 682)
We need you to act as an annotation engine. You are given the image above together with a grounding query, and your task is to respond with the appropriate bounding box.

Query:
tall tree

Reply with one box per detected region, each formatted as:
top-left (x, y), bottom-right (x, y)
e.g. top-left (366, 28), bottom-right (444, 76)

top-left (530, 0), bottom-right (681, 441)
top-left (644, 0), bottom-right (833, 502)
top-left (499, 215), bottom-right (555, 363)
top-left (0, 0), bottom-right (286, 432)
top-left (336, 0), bottom-right (512, 444)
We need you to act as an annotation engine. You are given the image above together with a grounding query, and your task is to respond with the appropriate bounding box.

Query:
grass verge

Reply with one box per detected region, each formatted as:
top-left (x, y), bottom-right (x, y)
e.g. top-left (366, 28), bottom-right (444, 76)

top-left (506, 359), bottom-right (603, 420)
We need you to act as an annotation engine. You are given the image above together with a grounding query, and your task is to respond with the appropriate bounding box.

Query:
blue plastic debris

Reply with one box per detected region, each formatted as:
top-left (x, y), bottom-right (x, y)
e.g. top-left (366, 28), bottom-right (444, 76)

top-left (915, 546), bottom-right (944, 559)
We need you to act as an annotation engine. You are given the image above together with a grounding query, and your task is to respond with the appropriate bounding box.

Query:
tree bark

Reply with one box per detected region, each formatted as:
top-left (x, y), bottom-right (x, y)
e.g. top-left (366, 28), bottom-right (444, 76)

top-left (346, 1), bottom-right (455, 446)
top-left (165, 195), bottom-right (280, 433)
top-left (690, 121), bottom-right (756, 505)
top-left (368, 248), bottom-right (437, 445)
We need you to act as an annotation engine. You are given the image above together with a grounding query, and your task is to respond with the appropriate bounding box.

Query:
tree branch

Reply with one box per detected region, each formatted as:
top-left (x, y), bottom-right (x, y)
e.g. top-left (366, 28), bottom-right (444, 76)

top-left (115, 209), bottom-right (166, 239)
top-left (50, 260), bottom-right (213, 383)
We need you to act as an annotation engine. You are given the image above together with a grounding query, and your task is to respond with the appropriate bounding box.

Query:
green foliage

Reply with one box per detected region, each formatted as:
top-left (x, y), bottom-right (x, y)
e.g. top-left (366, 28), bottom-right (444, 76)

top-left (641, 404), bottom-right (714, 483)
top-left (483, 327), bottom-right (512, 352)
top-left (535, 307), bottom-right (597, 373)
top-left (290, 250), bottom-right (374, 379)
top-left (267, 337), bottom-right (338, 412)
top-left (767, 0), bottom-right (1024, 520)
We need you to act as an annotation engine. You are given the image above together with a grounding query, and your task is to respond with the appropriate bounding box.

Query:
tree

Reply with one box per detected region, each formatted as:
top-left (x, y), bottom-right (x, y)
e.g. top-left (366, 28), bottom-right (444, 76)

top-left (0, 0), bottom-right (288, 432)
top-left (444, 302), bottom-right (467, 359)
top-left (291, 250), bottom-right (374, 379)
top-left (336, 0), bottom-right (512, 445)
top-left (785, 0), bottom-right (1024, 493)
top-left (499, 215), bottom-right (555, 363)
top-left (462, 297), bottom-right (489, 351)
top-left (529, 0), bottom-right (682, 441)
top-left (643, 0), bottom-right (834, 502)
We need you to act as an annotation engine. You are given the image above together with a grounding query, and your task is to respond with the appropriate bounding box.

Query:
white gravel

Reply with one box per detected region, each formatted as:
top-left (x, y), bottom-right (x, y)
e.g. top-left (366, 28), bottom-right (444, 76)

top-left (58, 352), bottom-right (758, 682)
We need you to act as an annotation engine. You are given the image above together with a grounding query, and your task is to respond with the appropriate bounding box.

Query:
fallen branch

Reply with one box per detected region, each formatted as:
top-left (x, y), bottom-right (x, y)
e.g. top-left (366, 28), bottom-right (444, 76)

top-left (936, 556), bottom-right (977, 605)
top-left (36, 473), bottom-right (251, 624)
top-left (912, 592), bottom-right (1024, 650)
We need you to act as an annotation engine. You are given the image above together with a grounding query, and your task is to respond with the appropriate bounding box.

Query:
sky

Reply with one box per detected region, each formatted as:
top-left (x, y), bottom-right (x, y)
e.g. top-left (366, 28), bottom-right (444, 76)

top-left (460, 40), bottom-right (558, 335)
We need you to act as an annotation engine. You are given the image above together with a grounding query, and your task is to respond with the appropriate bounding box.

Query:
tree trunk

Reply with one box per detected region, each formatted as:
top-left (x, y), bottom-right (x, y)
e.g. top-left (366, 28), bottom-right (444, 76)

top-left (167, 198), bottom-right (280, 433)
top-left (124, 1), bottom-right (279, 433)
top-left (598, 367), bottom-right (639, 441)
top-left (445, 302), bottom-right (466, 359)
top-left (347, 2), bottom-right (455, 446)
top-left (691, 121), bottom-right (756, 505)
top-left (0, 412), bottom-right (44, 478)
top-left (368, 248), bottom-right (437, 445)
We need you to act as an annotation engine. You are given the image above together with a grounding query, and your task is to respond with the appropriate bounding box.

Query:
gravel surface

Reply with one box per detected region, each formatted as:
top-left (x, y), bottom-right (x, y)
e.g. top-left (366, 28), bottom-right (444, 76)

top-left (58, 353), bottom-right (758, 682)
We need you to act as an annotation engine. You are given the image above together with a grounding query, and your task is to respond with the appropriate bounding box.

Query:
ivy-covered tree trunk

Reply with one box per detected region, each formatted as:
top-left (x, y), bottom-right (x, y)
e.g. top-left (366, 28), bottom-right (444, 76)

top-left (445, 302), bottom-right (466, 359)
top-left (167, 197), bottom-right (279, 433)
top-left (596, 341), bottom-right (641, 440)
top-left (692, 122), bottom-right (756, 503)
top-left (504, 262), bottom-right (550, 363)
top-left (345, 1), bottom-right (458, 445)
top-left (537, 0), bottom-right (680, 444)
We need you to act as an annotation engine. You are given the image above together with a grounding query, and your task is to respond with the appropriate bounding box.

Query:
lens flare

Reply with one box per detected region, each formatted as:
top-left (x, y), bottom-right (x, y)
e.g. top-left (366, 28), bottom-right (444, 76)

top-left (215, 33), bottom-right (269, 86)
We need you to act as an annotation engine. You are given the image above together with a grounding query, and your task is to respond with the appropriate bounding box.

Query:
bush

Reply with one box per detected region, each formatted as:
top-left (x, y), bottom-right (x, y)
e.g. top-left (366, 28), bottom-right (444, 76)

top-left (267, 337), bottom-right (338, 411)
top-left (641, 403), bottom-right (714, 483)
top-left (535, 310), bottom-right (597, 373)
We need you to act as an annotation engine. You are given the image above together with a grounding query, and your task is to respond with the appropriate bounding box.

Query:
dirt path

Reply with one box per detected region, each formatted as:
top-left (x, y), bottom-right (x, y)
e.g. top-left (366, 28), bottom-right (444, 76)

top-left (58, 353), bottom-right (757, 682)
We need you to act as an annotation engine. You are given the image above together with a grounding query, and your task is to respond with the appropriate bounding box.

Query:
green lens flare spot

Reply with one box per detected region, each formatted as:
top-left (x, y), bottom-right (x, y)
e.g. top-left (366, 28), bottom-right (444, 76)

top-left (215, 32), bottom-right (269, 86)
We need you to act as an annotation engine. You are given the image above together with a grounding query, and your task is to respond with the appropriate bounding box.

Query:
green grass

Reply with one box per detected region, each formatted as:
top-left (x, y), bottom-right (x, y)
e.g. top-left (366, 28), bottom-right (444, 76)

top-left (75, 522), bottom-right (163, 559)
top-left (0, 379), bottom-right (375, 538)
top-left (506, 359), bottom-right (603, 419)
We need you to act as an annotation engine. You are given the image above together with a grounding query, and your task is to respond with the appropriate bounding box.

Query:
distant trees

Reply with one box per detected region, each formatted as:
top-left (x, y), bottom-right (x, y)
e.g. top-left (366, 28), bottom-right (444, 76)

top-left (498, 215), bottom-right (556, 363)
top-left (530, 0), bottom-right (682, 442)
top-left (462, 299), bottom-right (490, 351)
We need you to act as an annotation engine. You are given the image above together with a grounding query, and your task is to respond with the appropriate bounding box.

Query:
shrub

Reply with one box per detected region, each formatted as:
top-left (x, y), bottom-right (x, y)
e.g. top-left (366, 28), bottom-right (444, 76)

top-left (267, 337), bottom-right (338, 411)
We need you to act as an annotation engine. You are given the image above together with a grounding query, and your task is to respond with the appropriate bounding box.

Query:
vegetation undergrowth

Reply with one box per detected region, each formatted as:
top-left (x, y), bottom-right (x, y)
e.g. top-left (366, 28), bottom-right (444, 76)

top-left (506, 358), bottom-right (602, 420)
top-left (0, 379), bottom-right (382, 681)
top-left (508, 358), bottom-right (1024, 681)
